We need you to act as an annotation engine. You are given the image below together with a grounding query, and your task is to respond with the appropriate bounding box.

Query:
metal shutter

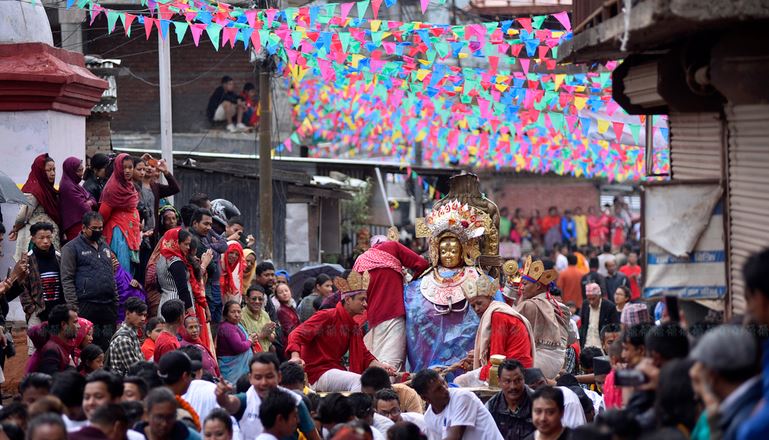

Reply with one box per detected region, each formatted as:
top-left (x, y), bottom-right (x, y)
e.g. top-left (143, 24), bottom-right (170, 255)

top-left (669, 112), bottom-right (723, 180)
top-left (727, 104), bottom-right (769, 316)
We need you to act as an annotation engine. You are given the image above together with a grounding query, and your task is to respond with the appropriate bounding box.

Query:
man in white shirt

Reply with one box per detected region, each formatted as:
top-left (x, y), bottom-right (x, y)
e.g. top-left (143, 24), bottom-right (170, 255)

top-left (374, 389), bottom-right (427, 433)
top-left (411, 369), bottom-right (503, 440)
top-left (597, 245), bottom-right (616, 277)
top-left (255, 388), bottom-right (298, 440)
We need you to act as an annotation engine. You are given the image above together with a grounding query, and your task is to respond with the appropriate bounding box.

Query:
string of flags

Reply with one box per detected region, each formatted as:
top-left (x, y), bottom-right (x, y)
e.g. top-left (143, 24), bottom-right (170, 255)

top-left (74, 0), bottom-right (670, 181)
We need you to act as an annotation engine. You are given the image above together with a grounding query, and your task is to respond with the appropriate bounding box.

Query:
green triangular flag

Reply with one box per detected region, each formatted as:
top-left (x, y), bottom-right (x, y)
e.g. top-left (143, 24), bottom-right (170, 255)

top-left (532, 15), bottom-right (546, 29)
top-left (206, 23), bottom-right (222, 50)
top-left (357, 0), bottom-right (370, 18)
top-left (339, 32), bottom-right (351, 52)
top-left (371, 31), bottom-right (384, 46)
top-left (549, 112), bottom-right (564, 132)
top-left (106, 10), bottom-right (120, 33)
top-left (173, 21), bottom-right (188, 44)
top-left (629, 123), bottom-right (641, 145)
top-left (291, 31), bottom-right (302, 48)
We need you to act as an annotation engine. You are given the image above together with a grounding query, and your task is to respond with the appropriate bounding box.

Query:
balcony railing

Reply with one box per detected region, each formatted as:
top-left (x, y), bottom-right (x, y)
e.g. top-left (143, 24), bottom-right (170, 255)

top-left (469, 0), bottom-right (572, 15)
top-left (573, 0), bottom-right (620, 33)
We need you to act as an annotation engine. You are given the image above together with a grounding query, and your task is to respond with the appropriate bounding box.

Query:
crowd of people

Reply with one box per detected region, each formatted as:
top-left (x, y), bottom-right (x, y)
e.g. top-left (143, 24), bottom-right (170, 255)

top-left (0, 154), bottom-right (765, 440)
top-left (498, 201), bottom-right (639, 259)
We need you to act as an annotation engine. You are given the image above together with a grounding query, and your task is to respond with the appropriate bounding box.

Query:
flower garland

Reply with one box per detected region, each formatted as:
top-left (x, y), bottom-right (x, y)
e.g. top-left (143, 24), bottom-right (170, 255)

top-left (175, 395), bottom-right (201, 431)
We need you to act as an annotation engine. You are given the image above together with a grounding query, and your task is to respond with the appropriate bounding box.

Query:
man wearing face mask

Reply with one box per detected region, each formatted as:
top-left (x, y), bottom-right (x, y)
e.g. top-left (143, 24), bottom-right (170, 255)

top-left (61, 211), bottom-right (119, 351)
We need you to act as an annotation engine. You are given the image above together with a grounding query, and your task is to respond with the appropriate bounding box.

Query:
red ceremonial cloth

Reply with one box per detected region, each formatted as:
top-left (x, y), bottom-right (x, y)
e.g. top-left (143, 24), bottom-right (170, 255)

top-left (352, 241), bottom-right (429, 328)
top-left (286, 302), bottom-right (376, 384)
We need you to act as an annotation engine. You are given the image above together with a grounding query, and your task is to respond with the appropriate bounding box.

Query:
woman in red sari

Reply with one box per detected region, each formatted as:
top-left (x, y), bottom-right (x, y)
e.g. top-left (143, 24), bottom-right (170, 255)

top-left (99, 153), bottom-right (141, 273)
top-left (153, 227), bottom-right (214, 354)
top-left (220, 241), bottom-right (245, 306)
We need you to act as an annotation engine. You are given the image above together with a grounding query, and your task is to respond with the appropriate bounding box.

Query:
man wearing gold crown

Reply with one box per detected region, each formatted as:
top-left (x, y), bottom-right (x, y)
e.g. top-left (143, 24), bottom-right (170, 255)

top-left (353, 227), bottom-right (430, 371)
top-left (514, 256), bottom-right (573, 379)
top-left (453, 273), bottom-right (536, 387)
top-left (404, 200), bottom-right (489, 371)
top-left (286, 271), bottom-right (395, 392)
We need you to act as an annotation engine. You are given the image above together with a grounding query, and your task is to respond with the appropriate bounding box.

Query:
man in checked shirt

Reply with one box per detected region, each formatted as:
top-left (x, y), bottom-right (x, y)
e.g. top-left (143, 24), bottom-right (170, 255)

top-left (105, 297), bottom-right (147, 375)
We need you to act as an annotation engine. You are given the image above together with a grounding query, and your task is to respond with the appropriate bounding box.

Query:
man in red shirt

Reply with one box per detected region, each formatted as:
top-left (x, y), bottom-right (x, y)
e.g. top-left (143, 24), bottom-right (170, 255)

top-left (287, 271), bottom-right (395, 392)
top-left (153, 299), bottom-right (184, 362)
top-left (454, 274), bottom-right (535, 387)
top-left (619, 252), bottom-right (642, 300)
top-left (353, 235), bottom-right (429, 371)
top-left (556, 255), bottom-right (585, 309)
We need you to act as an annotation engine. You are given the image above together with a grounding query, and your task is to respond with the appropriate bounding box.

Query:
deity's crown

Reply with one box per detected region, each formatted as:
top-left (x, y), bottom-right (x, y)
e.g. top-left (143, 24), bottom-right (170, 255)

top-left (464, 274), bottom-right (500, 300)
top-left (334, 270), bottom-right (370, 294)
top-left (415, 199), bottom-right (486, 242)
top-left (517, 255), bottom-right (558, 286)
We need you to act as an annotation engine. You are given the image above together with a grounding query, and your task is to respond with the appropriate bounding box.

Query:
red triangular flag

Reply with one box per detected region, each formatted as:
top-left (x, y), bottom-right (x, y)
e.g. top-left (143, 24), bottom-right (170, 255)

top-left (143, 17), bottom-right (155, 39)
top-left (517, 17), bottom-right (532, 33)
top-left (371, 0), bottom-right (383, 19)
top-left (123, 13), bottom-right (136, 35)
top-left (612, 121), bottom-right (625, 143)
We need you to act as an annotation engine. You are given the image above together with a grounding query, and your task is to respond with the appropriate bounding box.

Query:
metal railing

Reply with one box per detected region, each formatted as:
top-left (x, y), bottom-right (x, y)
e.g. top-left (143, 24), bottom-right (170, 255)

top-left (469, 0), bottom-right (572, 13)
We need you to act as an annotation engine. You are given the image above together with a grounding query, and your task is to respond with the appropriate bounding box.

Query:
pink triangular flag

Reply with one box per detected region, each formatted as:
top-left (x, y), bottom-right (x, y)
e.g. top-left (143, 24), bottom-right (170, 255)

top-left (420, 0), bottom-right (429, 14)
top-left (250, 30), bottom-right (261, 51)
top-left (190, 23), bottom-right (206, 46)
top-left (89, 5), bottom-right (103, 26)
top-left (223, 27), bottom-right (238, 48)
top-left (552, 11), bottom-right (571, 32)
top-left (245, 10), bottom-right (258, 28)
top-left (340, 2), bottom-right (354, 20)
top-left (519, 58), bottom-right (530, 75)
top-left (265, 9), bottom-right (278, 27)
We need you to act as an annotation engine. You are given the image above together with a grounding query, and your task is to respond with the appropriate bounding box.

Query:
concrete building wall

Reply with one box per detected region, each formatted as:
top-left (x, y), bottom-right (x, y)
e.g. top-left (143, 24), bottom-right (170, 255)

top-left (84, 13), bottom-right (256, 133)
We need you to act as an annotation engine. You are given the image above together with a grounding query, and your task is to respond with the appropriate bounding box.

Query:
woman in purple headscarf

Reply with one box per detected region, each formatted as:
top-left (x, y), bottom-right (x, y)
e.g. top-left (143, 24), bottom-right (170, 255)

top-left (59, 157), bottom-right (97, 242)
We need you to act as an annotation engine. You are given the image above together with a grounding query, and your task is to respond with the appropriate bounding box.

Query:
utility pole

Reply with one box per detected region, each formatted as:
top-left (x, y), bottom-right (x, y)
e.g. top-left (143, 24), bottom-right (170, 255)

top-left (158, 27), bottom-right (174, 202)
top-left (258, 64), bottom-right (272, 260)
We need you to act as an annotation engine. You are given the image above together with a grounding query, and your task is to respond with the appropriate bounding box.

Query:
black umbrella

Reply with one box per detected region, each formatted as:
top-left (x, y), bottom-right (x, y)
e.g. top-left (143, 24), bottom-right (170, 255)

top-left (289, 263), bottom-right (344, 301)
top-left (0, 171), bottom-right (28, 205)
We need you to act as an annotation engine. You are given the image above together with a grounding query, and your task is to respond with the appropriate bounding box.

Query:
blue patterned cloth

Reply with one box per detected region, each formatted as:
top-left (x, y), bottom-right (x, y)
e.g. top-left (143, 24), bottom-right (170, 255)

top-left (404, 274), bottom-right (480, 372)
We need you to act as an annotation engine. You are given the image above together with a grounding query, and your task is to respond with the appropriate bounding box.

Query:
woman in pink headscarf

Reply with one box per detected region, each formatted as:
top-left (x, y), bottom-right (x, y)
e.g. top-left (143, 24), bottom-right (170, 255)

top-left (99, 153), bottom-right (141, 273)
top-left (59, 157), bottom-right (97, 242)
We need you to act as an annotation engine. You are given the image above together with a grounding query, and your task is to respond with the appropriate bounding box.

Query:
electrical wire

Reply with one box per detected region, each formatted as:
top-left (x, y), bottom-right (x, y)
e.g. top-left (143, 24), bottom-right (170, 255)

top-left (122, 47), bottom-right (237, 87)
